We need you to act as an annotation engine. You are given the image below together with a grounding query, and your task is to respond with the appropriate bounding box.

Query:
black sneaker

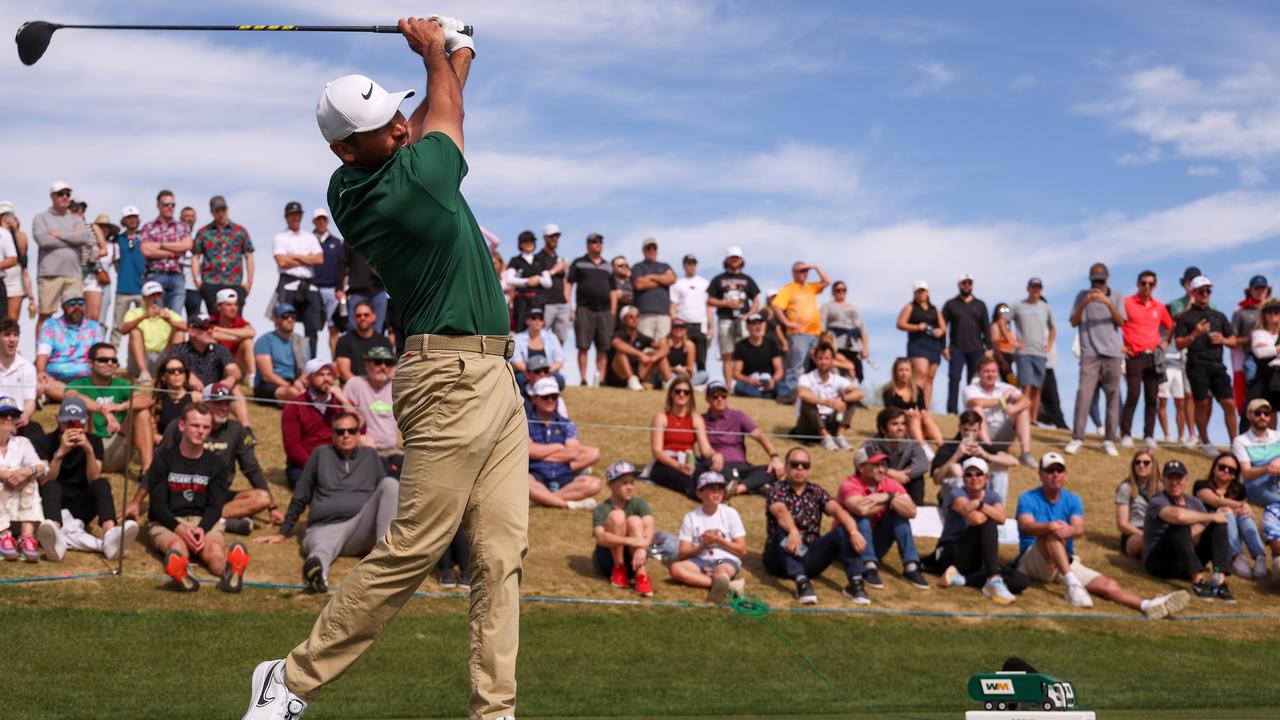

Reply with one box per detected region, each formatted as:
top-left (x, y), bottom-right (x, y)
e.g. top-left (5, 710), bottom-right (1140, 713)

top-left (1191, 579), bottom-right (1216, 601)
top-left (795, 576), bottom-right (817, 605)
top-left (862, 565), bottom-right (884, 589)
top-left (302, 555), bottom-right (327, 594)
top-left (438, 566), bottom-right (459, 589)
top-left (842, 578), bottom-right (871, 605)
top-left (223, 518), bottom-right (252, 535)
top-left (903, 567), bottom-right (930, 590)
top-left (1215, 582), bottom-right (1236, 604)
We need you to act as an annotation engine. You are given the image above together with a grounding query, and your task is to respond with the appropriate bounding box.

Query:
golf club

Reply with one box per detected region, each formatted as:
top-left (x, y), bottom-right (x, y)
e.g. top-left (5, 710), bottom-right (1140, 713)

top-left (16, 20), bottom-right (474, 66)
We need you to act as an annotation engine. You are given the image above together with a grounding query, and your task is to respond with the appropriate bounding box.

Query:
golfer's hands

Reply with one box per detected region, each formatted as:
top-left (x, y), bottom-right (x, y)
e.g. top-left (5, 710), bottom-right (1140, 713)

top-left (399, 17), bottom-right (446, 57)
top-left (431, 15), bottom-right (475, 57)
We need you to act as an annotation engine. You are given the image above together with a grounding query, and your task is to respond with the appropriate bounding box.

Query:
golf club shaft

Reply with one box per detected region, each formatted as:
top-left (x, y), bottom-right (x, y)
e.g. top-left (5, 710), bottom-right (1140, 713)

top-left (51, 23), bottom-right (472, 36)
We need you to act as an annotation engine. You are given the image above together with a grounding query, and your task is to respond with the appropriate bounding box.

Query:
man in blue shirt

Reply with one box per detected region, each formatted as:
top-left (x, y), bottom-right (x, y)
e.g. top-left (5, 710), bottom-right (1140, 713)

top-left (253, 303), bottom-right (309, 402)
top-left (526, 377), bottom-right (600, 510)
top-left (111, 206), bottom-right (147, 344)
top-left (1016, 451), bottom-right (1188, 618)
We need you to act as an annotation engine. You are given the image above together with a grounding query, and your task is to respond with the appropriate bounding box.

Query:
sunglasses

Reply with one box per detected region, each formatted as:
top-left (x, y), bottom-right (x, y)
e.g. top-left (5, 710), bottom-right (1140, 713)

top-left (833, 287), bottom-right (847, 293)
top-left (1138, 280), bottom-right (1156, 287)
top-left (0, 413), bottom-right (19, 421)
top-left (709, 392), bottom-right (728, 400)
top-left (64, 299), bottom-right (86, 307)
top-left (163, 366), bottom-right (186, 375)
top-left (538, 394), bottom-right (560, 401)
top-left (53, 190), bottom-right (72, 197)
top-left (160, 202), bottom-right (176, 208)
top-left (1042, 467), bottom-right (1066, 475)
top-left (1214, 463), bottom-right (1240, 476)
top-left (963, 470), bottom-right (986, 478)
top-left (1253, 408), bottom-right (1273, 416)
top-left (788, 460), bottom-right (811, 469)
top-left (1195, 288), bottom-right (1213, 295)
top-left (671, 387), bottom-right (691, 396)
top-left (589, 238), bottom-right (603, 244)
top-left (93, 356), bottom-right (119, 365)
top-left (1133, 458), bottom-right (1152, 466)
top-left (333, 427), bottom-right (359, 436)
top-left (367, 359), bottom-right (395, 368)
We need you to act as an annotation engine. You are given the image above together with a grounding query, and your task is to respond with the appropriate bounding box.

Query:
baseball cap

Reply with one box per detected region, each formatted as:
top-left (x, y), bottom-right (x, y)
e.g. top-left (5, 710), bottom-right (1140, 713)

top-left (697, 471), bottom-right (728, 490)
top-left (683, 254), bottom-right (697, 264)
top-left (141, 281), bottom-right (164, 297)
top-left (1181, 266), bottom-right (1202, 284)
top-left (215, 288), bottom-right (239, 306)
top-left (304, 358), bottom-right (334, 376)
top-left (1039, 451), bottom-right (1067, 471)
top-left (706, 380), bottom-right (728, 396)
top-left (618, 305), bottom-right (638, 321)
top-left (1247, 397), bottom-right (1272, 415)
top-left (50, 180), bottom-right (71, 194)
top-left (1162, 460), bottom-right (1189, 477)
top-left (316, 74), bottom-right (415, 143)
top-left (912, 280), bottom-right (928, 292)
top-left (284, 201), bottom-right (303, 215)
top-left (958, 273), bottom-right (974, 283)
top-left (209, 195), bottom-right (228, 211)
top-left (542, 223), bottom-right (560, 237)
top-left (962, 456), bottom-right (989, 474)
top-left (531, 377), bottom-right (560, 396)
top-left (527, 307), bottom-right (544, 318)
top-left (854, 446), bottom-right (889, 466)
top-left (313, 207), bottom-right (329, 220)
top-left (273, 302), bottom-right (298, 318)
top-left (364, 345), bottom-right (395, 362)
top-left (1249, 274), bottom-right (1270, 289)
top-left (189, 314), bottom-right (216, 328)
top-left (746, 311), bottom-right (767, 323)
top-left (1089, 263), bottom-right (1110, 281)
top-left (57, 396), bottom-right (89, 423)
top-left (671, 317), bottom-right (686, 327)
top-left (1263, 298), bottom-right (1280, 313)
top-left (586, 232), bottom-right (604, 243)
top-left (606, 460), bottom-right (638, 483)
top-left (202, 383), bottom-right (234, 402)
top-left (0, 396), bottom-right (19, 415)
top-left (0, 201), bottom-right (14, 216)
top-left (1027, 277), bottom-right (1044, 288)
top-left (724, 246), bottom-right (744, 259)
top-left (60, 288), bottom-right (84, 304)
top-left (120, 205), bottom-right (140, 219)
top-left (525, 354), bottom-right (550, 372)
top-left (1189, 275), bottom-right (1212, 291)
top-left (642, 237), bottom-right (658, 249)
top-left (93, 213), bottom-right (113, 226)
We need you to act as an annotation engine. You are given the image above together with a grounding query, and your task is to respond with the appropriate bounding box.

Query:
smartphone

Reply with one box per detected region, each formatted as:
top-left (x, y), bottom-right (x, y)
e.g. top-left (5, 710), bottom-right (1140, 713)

top-left (963, 430), bottom-right (976, 443)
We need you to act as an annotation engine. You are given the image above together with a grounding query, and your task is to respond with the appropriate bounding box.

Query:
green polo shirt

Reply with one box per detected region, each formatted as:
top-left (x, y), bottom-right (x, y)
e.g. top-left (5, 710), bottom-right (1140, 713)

top-left (328, 132), bottom-right (508, 337)
top-left (67, 376), bottom-right (133, 438)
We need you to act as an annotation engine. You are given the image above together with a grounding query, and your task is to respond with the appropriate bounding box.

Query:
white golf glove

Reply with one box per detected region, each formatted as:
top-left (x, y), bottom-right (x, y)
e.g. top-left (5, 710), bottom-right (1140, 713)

top-left (432, 15), bottom-right (475, 57)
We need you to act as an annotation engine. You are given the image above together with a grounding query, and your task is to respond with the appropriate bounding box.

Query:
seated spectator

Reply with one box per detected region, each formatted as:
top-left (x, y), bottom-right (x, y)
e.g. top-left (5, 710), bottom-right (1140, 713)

top-left (152, 384), bottom-right (280, 532)
top-left (1144, 459), bottom-right (1234, 602)
top-left (862, 408), bottom-right (930, 506)
top-left (518, 355), bottom-right (568, 417)
top-left (282, 359), bottom-right (353, 489)
top-left (254, 302), bottom-right (309, 403)
top-left (1114, 450), bottom-right (1159, 560)
top-left (343, 346), bottom-right (401, 476)
top-left (527, 377), bottom-right (602, 509)
top-left (334, 301), bottom-right (391, 383)
top-left (1195, 452), bottom-right (1268, 580)
top-left (881, 357), bottom-right (943, 448)
top-left (210, 288), bottom-right (255, 383)
top-left (840, 446), bottom-right (928, 591)
top-left (663, 319), bottom-right (707, 386)
top-left (732, 312), bottom-right (783, 398)
top-left (605, 305), bottom-right (668, 391)
top-left (152, 357), bottom-right (195, 435)
top-left (649, 376), bottom-right (723, 499)
top-left (931, 457), bottom-right (1027, 603)
top-left (65, 342), bottom-right (155, 474)
top-left (670, 470), bottom-right (746, 604)
top-left (0, 319), bottom-right (43, 446)
top-left (930, 410), bottom-right (1018, 504)
top-left (591, 460), bottom-right (655, 597)
top-left (159, 313), bottom-right (250, 427)
top-left (512, 307), bottom-right (565, 389)
top-left (763, 447), bottom-right (868, 605)
top-left (793, 342), bottom-right (863, 452)
top-left (36, 289), bottom-right (106, 402)
top-left (702, 381), bottom-right (785, 495)
top-left (962, 356), bottom-right (1036, 468)
top-left (0, 397), bottom-right (49, 562)
top-left (1017, 452), bottom-right (1188, 617)
top-left (256, 412), bottom-right (397, 594)
top-left (146, 403), bottom-right (249, 593)
top-left (1235, 398), bottom-right (1280, 509)
top-left (118, 280), bottom-right (185, 382)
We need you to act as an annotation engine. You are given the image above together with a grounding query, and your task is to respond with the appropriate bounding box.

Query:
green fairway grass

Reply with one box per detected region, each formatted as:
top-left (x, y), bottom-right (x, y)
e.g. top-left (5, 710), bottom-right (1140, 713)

top-left (6, 602), bottom-right (1276, 719)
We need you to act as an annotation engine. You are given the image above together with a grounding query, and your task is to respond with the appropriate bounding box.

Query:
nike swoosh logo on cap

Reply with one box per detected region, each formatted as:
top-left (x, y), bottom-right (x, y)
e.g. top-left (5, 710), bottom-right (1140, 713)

top-left (256, 661), bottom-right (281, 707)
top-left (362, 83), bottom-right (373, 100)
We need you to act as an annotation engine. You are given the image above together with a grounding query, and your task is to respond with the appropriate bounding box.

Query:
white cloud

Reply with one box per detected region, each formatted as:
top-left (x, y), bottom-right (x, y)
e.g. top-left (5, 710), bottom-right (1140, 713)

top-left (1117, 147), bottom-right (1163, 166)
top-left (900, 60), bottom-right (957, 97)
top-left (723, 144), bottom-right (860, 200)
top-left (1186, 164), bottom-right (1221, 176)
top-left (1240, 166), bottom-right (1268, 186)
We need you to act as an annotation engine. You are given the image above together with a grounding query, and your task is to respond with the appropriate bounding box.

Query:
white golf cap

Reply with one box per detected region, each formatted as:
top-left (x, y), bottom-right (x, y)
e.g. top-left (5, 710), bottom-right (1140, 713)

top-left (304, 358), bottom-right (334, 376)
top-left (912, 280), bottom-right (929, 291)
top-left (542, 223), bottom-right (560, 236)
top-left (120, 205), bottom-right (140, 219)
top-left (316, 74), bottom-right (416, 143)
top-left (532, 377), bottom-right (560, 396)
top-left (50, 180), bottom-right (71, 193)
top-left (1189, 275), bottom-right (1213, 291)
top-left (725, 245), bottom-right (744, 259)
top-left (0, 201), bottom-right (13, 216)
top-left (313, 207), bottom-right (329, 219)
top-left (1039, 451), bottom-right (1067, 470)
top-left (215, 288), bottom-right (239, 305)
top-left (958, 273), bottom-right (974, 282)
top-left (961, 456), bottom-right (989, 474)
top-left (140, 281), bottom-right (164, 297)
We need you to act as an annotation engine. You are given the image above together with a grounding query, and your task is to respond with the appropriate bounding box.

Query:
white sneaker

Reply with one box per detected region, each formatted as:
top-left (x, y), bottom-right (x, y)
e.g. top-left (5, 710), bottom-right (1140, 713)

top-left (1143, 437), bottom-right (1159, 450)
top-left (820, 435), bottom-right (839, 451)
top-left (707, 574), bottom-right (731, 605)
top-left (626, 375), bottom-right (644, 391)
top-left (729, 578), bottom-right (746, 595)
top-left (103, 520), bottom-right (139, 561)
top-left (1063, 439), bottom-right (1083, 455)
top-left (242, 659), bottom-right (307, 720)
top-left (565, 498), bottom-right (598, 511)
top-left (939, 565), bottom-right (964, 588)
top-left (1102, 440), bottom-right (1119, 457)
top-left (834, 436), bottom-right (853, 451)
top-left (1181, 435), bottom-right (1198, 449)
top-left (1254, 556), bottom-right (1269, 579)
top-left (62, 515), bottom-right (103, 553)
top-left (36, 519), bottom-right (66, 562)
top-left (1066, 584), bottom-right (1094, 608)
top-left (1142, 590), bottom-right (1190, 619)
top-left (1200, 442), bottom-right (1220, 459)
top-left (1232, 554), bottom-right (1252, 579)
top-left (1119, 435), bottom-right (1134, 448)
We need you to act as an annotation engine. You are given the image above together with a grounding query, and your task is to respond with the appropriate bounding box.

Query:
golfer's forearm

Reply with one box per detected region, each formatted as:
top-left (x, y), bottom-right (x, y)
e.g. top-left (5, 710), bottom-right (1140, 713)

top-left (450, 48), bottom-right (472, 90)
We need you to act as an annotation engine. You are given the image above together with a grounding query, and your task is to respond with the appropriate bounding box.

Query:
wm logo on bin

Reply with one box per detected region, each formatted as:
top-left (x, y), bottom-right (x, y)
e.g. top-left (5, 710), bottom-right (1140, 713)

top-left (980, 679), bottom-right (1015, 695)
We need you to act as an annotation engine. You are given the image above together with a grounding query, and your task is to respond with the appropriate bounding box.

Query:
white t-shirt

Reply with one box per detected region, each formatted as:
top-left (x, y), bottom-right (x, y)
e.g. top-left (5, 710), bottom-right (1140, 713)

top-left (670, 275), bottom-right (710, 330)
top-left (796, 368), bottom-right (854, 416)
top-left (960, 379), bottom-right (1022, 437)
top-left (0, 354), bottom-right (38, 403)
top-left (273, 229), bottom-right (322, 283)
top-left (1233, 427), bottom-right (1280, 471)
top-left (1252, 328), bottom-right (1279, 367)
top-left (0, 227), bottom-right (16, 279)
top-left (678, 504), bottom-right (746, 562)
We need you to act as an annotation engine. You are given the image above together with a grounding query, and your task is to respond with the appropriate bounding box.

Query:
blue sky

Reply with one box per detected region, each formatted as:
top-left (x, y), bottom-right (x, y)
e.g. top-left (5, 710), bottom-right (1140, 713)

top-left (3, 1), bottom-right (1276, 433)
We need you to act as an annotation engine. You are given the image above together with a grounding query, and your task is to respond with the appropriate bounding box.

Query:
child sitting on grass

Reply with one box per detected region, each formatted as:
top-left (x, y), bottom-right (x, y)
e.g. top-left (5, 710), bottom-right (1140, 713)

top-left (670, 471), bottom-right (747, 604)
top-left (592, 461), bottom-right (655, 597)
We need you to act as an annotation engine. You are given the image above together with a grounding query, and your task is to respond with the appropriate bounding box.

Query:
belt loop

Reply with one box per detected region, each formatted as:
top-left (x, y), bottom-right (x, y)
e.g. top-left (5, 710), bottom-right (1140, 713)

top-left (481, 336), bottom-right (487, 357)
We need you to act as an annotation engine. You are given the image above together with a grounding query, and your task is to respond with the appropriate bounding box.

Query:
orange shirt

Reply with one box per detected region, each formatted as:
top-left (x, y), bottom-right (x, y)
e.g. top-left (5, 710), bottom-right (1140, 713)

top-left (772, 282), bottom-right (824, 336)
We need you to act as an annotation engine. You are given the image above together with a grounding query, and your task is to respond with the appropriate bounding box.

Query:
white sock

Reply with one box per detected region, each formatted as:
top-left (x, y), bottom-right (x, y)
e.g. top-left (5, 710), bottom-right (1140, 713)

top-left (1139, 599), bottom-right (1152, 612)
top-left (1063, 572), bottom-right (1084, 589)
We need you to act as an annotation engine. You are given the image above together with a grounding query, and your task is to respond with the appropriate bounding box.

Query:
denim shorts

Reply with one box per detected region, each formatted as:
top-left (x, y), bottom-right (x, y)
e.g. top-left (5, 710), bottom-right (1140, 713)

top-left (691, 556), bottom-right (741, 575)
top-left (1262, 504), bottom-right (1280, 543)
top-left (1015, 353), bottom-right (1047, 388)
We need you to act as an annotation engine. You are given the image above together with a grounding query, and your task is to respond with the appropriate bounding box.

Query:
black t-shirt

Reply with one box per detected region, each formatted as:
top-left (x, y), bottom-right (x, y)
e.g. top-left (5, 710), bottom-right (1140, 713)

top-left (508, 253), bottom-right (551, 297)
top-left (882, 386), bottom-right (926, 411)
top-left (606, 329), bottom-right (653, 382)
top-left (631, 261), bottom-right (673, 315)
top-left (43, 429), bottom-right (105, 488)
top-left (931, 433), bottom-right (1001, 473)
top-left (146, 447), bottom-right (230, 532)
top-left (335, 331), bottom-right (393, 377)
top-left (1174, 305), bottom-right (1234, 367)
top-left (942, 295), bottom-right (990, 351)
top-left (536, 248), bottom-right (566, 303)
top-left (1192, 479), bottom-right (1245, 503)
top-left (707, 272), bottom-right (760, 320)
top-left (157, 393), bottom-right (192, 432)
top-left (567, 254), bottom-right (616, 311)
top-left (733, 336), bottom-right (781, 376)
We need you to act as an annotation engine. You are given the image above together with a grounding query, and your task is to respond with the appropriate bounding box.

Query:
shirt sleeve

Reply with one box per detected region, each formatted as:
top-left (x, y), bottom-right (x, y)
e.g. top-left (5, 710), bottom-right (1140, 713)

top-left (235, 426), bottom-right (270, 493)
top-left (279, 449), bottom-right (319, 537)
top-left (727, 507), bottom-right (747, 539)
top-left (146, 455), bottom-right (178, 531)
top-left (200, 459), bottom-right (230, 533)
top-left (678, 511), bottom-right (695, 543)
top-left (1069, 493), bottom-right (1085, 521)
top-left (1115, 482), bottom-right (1131, 505)
top-left (409, 133), bottom-right (467, 206)
top-left (563, 419), bottom-right (579, 442)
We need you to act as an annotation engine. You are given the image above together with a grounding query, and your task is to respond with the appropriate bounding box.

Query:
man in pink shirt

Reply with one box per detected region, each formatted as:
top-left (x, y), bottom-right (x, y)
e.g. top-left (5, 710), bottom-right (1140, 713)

top-left (1120, 270), bottom-right (1174, 449)
top-left (838, 446), bottom-right (928, 591)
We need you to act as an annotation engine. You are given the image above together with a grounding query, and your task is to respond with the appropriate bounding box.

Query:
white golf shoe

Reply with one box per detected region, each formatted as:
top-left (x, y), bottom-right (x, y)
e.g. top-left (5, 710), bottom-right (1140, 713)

top-left (242, 659), bottom-right (307, 720)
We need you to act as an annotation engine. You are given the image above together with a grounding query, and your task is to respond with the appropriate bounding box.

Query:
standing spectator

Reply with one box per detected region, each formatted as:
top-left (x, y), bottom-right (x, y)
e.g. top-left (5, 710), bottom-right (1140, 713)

top-left (36, 289), bottom-right (106, 402)
top-left (1174, 275), bottom-right (1239, 456)
top-left (281, 360), bottom-right (353, 489)
top-left (1232, 275), bottom-right (1271, 413)
top-left (119, 281), bottom-right (186, 381)
top-left (1143, 459), bottom-right (1234, 602)
top-left (669, 470), bottom-right (747, 604)
top-left (1168, 266), bottom-right (1208, 446)
top-left (1195, 452), bottom-right (1268, 580)
top-left (505, 230), bottom-right (549, 332)
top-left (0, 396), bottom-right (48, 562)
top-left (342, 347), bottom-right (401, 476)
top-left (670, 253), bottom-right (710, 373)
top-left (1010, 277), bottom-right (1055, 428)
top-left (989, 303), bottom-right (1018, 384)
top-left (931, 410), bottom-right (1019, 505)
top-left (1120, 270), bottom-right (1173, 450)
top-left (84, 214), bottom-right (114, 324)
top-left (536, 223), bottom-right (571, 345)
top-left (1234, 398), bottom-right (1280, 510)
top-left (1251, 300), bottom-right (1280, 413)
top-left (311, 208), bottom-right (344, 356)
top-left (0, 319), bottom-right (39, 433)
top-left (178, 207), bottom-right (202, 318)
top-left (961, 357), bottom-right (1037, 467)
top-left (110, 206), bottom-right (146, 343)
top-left (158, 314), bottom-right (249, 427)
top-left (254, 303), bottom-right (309, 403)
top-left (65, 341), bottom-right (156, 473)
top-left (192, 195), bottom-right (253, 313)
top-left (565, 233), bottom-right (616, 386)
top-left (895, 281), bottom-right (946, 410)
top-left (702, 381), bottom-right (785, 495)
top-left (942, 274), bottom-right (990, 415)
top-left (794, 343), bottom-right (863, 451)
top-left (211, 288), bottom-right (255, 383)
top-left (1114, 450), bottom-right (1159, 560)
top-left (0, 202), bottom-right (32, 322)
top-left (1066, 263), bottom-right (1127, 457)
top-left (821, 280), bottom-right (869, 383)
top-left (882, 357), bottom-right (944, 449)
top-left (932, 457), bottom-right (1026, 603)
top-left (731, 312), bottom-right (783, 398)
top-left (138, 189), bottom-right (192, 312)
top-left (605, 305), bottom-right (668, 391)
top-left (527, 377), bottom-right (602, 509)
top-left (632, 238), bottom-right (677, 342)
top-left (592, 460), bottom-right (655, 597)
top-left (763, 447), bottom-right (868, 605)
top-left (707, 246), bottom-right (761, 386)
top-left (648, 376), bottom-right (723, 498)
top-left (840, 446), bottom-right (929, 591)
top-left (773, 262), bottom-right (830, 403)
top-left (337, 239), bottom-right (387, 334)
top-left (862, 407), bottom-right (931, 505)
top-left (511, 308), bottom-right (565, 388)
top-left (334, 301), bottom-right (392, 382)
top-left (273, 201), bottom-right (324, 355)
top-left (32, 181), bottom-right (93, 341)
top-left (611, 255), bottom-right (634, 308)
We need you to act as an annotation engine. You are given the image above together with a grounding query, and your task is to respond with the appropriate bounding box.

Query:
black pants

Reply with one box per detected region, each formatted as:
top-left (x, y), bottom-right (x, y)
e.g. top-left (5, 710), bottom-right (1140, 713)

top-left (41, 478), bottom-right (116, 526)
top-left (1144, 523), bottom-right (1231, 580)
top-left (902, 475), bottom-right (925, 506)
top-left (1037, 368), bottom-right (1070, 429)
top-left (1121, 352), bottom-right (1160, 439)
top-left (649, 461), bottom-right (697, 499)
top-left (685, 325), bottom-right (708, 372)
top-left (438, 528), bottom-right (469, 573)
top-left (276, 279), bottom-right (324, 356)
top-left (930, 521), bottom-right (1030, 593)
top-left (792, 401), bottom-right (854, 440)
top-left (762, 527), bottom-right (857, 582)
top-left (946, 348), bottom-right (985, 415)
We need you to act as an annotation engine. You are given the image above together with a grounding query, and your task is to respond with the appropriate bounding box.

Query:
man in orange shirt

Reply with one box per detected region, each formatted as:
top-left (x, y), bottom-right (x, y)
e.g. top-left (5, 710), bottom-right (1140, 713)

top-left (772, 261), bottom-right (829, 403)
top-left (1121, 270), bottom-right (1174, 449)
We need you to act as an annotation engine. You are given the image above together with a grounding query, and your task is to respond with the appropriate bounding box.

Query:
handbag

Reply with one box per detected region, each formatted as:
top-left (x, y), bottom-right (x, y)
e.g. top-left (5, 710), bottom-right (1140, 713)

top-left (94, 264), bottom-right (111, 285)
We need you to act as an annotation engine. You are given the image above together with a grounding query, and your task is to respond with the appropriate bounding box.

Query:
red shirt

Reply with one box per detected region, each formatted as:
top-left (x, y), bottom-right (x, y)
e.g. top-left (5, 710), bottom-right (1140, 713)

top-left (1122, 294), bottom-right (1173, 354)
top-left (662, 411), bottom-right (695, 453)
top-left (281, 392), bottom-right (341, 467)
top-left (217, 316), bottom-right (250, 351)
top-left (837, 473), bottom-right (909, 528)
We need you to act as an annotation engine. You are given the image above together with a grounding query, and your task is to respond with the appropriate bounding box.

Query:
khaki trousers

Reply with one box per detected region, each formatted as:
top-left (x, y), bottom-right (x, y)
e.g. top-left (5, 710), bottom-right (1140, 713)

top-left (286, 339), bottom-right (529, 720)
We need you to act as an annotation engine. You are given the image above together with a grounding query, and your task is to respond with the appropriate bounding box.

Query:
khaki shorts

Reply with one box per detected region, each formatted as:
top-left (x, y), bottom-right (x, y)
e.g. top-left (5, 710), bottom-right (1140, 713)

top-left (148, 515), bottom-right (224, 550)
top-left (103, 433), bottom-right (129, 473)
top-left (38, 276), bottom-right (84, 315)
top-left (1016, 544), bottom-right (1101, 586)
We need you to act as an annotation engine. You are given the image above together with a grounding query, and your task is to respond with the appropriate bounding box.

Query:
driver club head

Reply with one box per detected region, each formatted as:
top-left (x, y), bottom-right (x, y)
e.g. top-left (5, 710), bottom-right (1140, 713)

top-left (16, 20), bottom-right (58, 66)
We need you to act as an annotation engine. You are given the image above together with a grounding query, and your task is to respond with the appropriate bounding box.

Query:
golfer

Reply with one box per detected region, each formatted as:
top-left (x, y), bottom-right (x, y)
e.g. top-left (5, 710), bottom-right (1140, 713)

top-left (244, 18), bottom-right (528, 720)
